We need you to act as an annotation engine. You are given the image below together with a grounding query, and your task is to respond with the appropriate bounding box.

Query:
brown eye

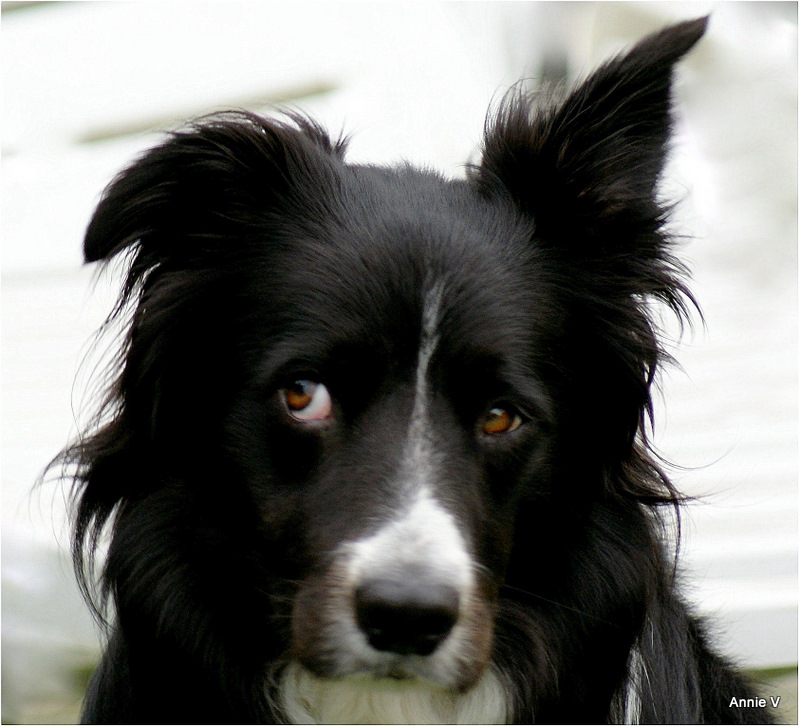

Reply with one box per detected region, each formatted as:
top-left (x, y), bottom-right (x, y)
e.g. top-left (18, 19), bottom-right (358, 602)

top-left (282, 380), bottom-right (332, 422)
top-left (481, 406), bottom-right (523, 435)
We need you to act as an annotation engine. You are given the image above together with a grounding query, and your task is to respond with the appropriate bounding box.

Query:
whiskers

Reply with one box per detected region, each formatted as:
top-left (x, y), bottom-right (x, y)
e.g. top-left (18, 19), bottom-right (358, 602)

top-left (499, 583), bottom-right (621, 628)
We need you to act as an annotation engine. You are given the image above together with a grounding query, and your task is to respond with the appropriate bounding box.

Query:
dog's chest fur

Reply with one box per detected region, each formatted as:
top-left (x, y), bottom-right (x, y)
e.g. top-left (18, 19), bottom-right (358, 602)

top-left (277, 663), bottom-right (509, 724)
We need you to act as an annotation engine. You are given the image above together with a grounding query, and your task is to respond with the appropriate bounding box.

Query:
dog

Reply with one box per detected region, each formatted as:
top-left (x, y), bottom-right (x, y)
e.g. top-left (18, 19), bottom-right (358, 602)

top-left (54, 17), bottom-right (774, 724)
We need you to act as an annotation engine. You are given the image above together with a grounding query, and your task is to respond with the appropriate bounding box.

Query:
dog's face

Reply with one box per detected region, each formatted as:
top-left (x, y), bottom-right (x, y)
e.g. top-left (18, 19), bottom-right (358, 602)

top-left (76, 18), bottom-right (706, 705)
top-left (223, 171), bottom-right (559, 690)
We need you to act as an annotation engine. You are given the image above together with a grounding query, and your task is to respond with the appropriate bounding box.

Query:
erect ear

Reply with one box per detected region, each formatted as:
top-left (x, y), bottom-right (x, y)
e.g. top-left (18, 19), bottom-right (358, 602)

top-left (84, 111), bottom-right (344, 275)
top-left (474, 17), bottom-right (707, 246)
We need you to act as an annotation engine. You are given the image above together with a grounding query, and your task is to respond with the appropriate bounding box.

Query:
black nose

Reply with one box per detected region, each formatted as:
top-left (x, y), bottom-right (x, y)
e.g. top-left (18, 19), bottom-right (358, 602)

top-left (355, 577), bottom-right (460, 656)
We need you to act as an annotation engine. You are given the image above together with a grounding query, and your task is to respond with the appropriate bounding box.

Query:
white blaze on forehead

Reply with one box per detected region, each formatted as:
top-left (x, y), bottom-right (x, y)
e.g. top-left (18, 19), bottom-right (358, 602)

top-left (415, 281), bottom-right (444, 400)
top-left (406, 281), bottom-right (444, 474)
top-left (344, 279), bottom-right (473, 593)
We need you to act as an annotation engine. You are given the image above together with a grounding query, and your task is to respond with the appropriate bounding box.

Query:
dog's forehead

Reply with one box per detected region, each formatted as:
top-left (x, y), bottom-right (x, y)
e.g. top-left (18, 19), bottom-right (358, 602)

top-left (264, 171), bottom-right (547, 363)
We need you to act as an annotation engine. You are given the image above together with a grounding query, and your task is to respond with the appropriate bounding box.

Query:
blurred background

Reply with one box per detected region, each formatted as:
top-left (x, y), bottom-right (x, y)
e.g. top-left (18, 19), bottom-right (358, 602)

top-left (2, 1), bottom-right (796, 723)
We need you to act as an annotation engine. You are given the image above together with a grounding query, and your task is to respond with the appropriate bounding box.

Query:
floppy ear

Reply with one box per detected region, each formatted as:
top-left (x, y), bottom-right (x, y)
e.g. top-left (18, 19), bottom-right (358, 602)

top-left (84, 111), bottom-right (344, 293)
top-left (475, 17), bottom-right (707, 248)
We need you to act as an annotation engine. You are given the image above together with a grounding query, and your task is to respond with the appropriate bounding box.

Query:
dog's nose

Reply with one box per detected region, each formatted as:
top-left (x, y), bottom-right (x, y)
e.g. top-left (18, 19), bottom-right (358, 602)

top-left (355, 577), bottom-right (460, 656)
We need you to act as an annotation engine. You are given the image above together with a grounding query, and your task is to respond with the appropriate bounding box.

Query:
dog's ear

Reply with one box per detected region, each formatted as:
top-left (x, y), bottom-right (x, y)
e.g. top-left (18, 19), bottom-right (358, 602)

top-left (84, 111), bottom-right (343, 273)
top-left (475, 17), bottom-right (707, 246)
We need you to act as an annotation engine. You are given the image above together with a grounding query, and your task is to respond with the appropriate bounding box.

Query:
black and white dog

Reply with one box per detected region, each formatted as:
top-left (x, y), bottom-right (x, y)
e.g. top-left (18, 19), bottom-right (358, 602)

top-left (57, 17), bottom-right (773, 724)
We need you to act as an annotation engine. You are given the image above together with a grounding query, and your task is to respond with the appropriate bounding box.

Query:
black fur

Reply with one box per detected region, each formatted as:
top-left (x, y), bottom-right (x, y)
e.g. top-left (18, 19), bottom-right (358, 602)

top-left (53, 18), bottom-right (774, 724)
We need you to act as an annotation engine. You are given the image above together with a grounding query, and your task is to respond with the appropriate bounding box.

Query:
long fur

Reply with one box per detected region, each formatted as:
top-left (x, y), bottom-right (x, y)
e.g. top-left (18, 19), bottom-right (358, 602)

top-left (52, 18), bottom-right (774, 724)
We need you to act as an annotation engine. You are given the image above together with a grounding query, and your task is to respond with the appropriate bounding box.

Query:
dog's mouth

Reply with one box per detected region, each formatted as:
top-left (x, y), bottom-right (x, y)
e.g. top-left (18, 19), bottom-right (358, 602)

top-left (335, 666), bottom-right (441, 688)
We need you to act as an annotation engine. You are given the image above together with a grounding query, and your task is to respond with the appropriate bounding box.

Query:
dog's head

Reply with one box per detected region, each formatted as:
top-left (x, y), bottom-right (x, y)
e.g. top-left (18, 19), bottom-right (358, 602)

top-left (70, 19), bottom-right (705, 699)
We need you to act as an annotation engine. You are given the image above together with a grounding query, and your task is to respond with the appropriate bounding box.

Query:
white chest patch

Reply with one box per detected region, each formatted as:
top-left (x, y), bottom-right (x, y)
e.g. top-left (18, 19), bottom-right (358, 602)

top-left (277, 662), bottom-right (509, 724)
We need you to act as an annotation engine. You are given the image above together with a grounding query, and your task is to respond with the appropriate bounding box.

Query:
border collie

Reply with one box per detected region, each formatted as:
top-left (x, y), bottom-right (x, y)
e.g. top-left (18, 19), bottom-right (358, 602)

top-left (55, 17), bottom-right (774, 724)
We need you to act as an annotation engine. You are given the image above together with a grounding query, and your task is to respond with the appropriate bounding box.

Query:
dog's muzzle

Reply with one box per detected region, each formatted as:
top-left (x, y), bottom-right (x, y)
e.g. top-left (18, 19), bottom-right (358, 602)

top-left (289, 491), bottom-right (496, 691)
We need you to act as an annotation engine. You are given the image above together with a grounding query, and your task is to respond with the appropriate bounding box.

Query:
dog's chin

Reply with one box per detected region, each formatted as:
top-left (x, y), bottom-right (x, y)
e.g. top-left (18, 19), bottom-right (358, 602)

top-left (296, 653), bottom-right (481, 694)
top-left (335, 664), bottom-right (438, 689)
top-left (294, 645), bottom-right (489, 695)
top-left (314, 670), bottom-right (445, 692)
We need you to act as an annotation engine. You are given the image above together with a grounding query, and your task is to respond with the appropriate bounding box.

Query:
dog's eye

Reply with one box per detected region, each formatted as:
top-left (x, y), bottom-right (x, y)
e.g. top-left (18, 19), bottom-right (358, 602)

top-left (282, 380), bottom-right (333, 422)
top-left (481, 406), bottom-right (523, 435)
